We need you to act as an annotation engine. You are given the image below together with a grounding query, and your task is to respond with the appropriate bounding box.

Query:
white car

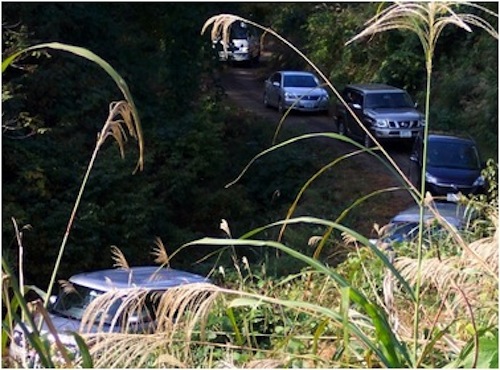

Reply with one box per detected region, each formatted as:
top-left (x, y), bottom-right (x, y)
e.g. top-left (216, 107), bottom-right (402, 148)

top-left (213, 21), bottom-right (260, 63)
top-left (9, 266), bottom-right (208, 367)
top-left (375, 201), bottom-right (473, 245)
top-left (263, 70), bottom-right (330, 114)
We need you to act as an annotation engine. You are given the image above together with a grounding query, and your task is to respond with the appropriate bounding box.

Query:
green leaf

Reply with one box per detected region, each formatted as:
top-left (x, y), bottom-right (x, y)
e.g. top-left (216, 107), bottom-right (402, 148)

top-left (71, 332), bottom-right (94, 368)
top-left (447, 329), bottom-right (499, 369)
top-left (228, 297), bottom-right (265, 309)
top-left (2, 42), bottom-right (143, 172)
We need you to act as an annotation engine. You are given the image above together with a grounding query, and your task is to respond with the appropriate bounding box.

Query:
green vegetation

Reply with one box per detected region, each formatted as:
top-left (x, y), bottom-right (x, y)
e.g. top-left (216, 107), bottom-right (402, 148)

top-left (2, 2), bottom-right (498, 368)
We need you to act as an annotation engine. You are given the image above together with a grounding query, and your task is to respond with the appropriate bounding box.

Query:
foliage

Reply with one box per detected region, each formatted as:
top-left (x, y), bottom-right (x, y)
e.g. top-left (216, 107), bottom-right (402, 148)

top-left (2, 3), bottom-right (498, 368)
top-left (268, 2), bottom-right (498, 159)
top-left (2, 3), bottom-right (272, 286)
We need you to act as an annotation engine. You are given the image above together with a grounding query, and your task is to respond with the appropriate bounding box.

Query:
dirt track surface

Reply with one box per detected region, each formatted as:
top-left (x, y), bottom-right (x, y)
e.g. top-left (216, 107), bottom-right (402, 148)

top-left (218, 60), bottom-right (415, 226)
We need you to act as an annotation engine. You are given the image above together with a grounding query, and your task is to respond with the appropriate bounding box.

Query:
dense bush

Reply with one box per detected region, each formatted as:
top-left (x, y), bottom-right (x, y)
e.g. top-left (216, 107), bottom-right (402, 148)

top-left (2, 2), bottom-right (498, 286)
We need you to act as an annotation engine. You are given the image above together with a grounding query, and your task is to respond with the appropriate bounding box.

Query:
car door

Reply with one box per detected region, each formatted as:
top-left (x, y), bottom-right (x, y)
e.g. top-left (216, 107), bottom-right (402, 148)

top-left (267, 72), bottom-right (281, 107)
top-left (409, 135), bottom-right (423, 187)
top-left (345, 90), bottom-right (365, 139)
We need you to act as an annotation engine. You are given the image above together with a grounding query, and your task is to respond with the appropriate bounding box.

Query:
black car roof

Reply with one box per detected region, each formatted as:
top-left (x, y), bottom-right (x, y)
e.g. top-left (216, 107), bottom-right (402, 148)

top-left (346, 83), bottom-right (404, 93)
top-left (428, 133), bottom-right (476, 144)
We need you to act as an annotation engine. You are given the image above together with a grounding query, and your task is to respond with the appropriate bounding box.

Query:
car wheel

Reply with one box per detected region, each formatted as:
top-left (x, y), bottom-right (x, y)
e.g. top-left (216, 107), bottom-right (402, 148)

top-left (337, 119), bottom-right (346, 136)
top-left (251, 53), bottom-right (260, 67)
top-left (364, 133), bottom-right (373, 148)
top-left (409, 161), bottom-right (421, 190)
top-left (278, 99), bottom-right (285, 114)
top-left (263, 92), bottom-right (270, 108)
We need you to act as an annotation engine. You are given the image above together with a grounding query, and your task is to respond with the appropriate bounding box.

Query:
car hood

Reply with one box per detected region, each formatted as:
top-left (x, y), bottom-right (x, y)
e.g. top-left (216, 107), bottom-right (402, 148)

top-left (365, 108), bottom-right (423, 120)
top-left (41, 312), bottom-right (117, 337)
top-left (284, 86), bottom-right (328, 96)
top-left (47, 313), bottom-right (82, 333)
top-left (427, 166), bottom-right (481, 185)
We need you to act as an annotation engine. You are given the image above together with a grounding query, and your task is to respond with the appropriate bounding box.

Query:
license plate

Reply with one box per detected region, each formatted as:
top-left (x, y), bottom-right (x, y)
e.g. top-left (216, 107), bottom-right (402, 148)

top-left (400, 131), bottom-right (412, 138)
top-left (301, 101), bottom-right (314, 108)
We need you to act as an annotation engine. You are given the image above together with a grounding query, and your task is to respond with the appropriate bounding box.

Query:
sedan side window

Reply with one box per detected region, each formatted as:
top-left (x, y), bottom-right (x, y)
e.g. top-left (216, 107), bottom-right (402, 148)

top-left (271, 73), bottom-right (281, 85)
top-left (351, 92), bottom-right (363, 108)
top-left (344, 90), bottom-right (354, 104)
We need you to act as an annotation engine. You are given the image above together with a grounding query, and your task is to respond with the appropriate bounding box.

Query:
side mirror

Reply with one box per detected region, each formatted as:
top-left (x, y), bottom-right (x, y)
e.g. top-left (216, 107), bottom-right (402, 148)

top-left (272, 81), bottom-right (280, 87)
top-left (47, 295), bottom-right (57, 309)
top-left (352, 103), bottom-right (361, 110)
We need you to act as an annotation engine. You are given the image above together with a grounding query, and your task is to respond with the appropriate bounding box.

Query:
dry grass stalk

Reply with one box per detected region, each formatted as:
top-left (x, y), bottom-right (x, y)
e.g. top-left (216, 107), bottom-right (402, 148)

top-left (155, 282), bottom-right (220, 342)
top-left (97, 101), bottom-right (142, 162)
top-left (110, 245), bottom-right (130, 271)
top-left (346, 2), bottom-right (498, 50)
top-left (151, 237), bottom-right (170, 267)
top-left (58, 279), bottom-right (76, 295)
top-left (78, 283), bottom-right (220, 367)
top-left (220, 219), bottom-right (232, 238)
top-left (394, 220), bottom-right (498, 314)
top-left (84, 332), bottom-right (186, 368)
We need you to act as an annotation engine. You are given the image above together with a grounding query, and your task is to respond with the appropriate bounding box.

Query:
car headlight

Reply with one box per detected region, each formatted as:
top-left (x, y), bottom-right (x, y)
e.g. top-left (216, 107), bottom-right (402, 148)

top-left (473, 175), bottom-right (485, 187)
top-left (284, 92), bottom-right (297, 100)
top-left (13, 329), bottom-right (25, 347)
top-left (425, 172), bottom-right (438, 185)
top-left (240, 46), bottom-right (249, 53)
top-left (374, 118), bottom-right (389, 128)
top-left (419, 118), bottom-right (426, 127)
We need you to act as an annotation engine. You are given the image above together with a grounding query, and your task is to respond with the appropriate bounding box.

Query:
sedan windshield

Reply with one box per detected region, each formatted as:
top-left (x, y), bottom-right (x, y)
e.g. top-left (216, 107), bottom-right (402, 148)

top-left (427, 141), bottom-right (481, 169)
top-left (51, 284), bottom-right (158, 326)
top-left (52, 285), bottom-right (106, 321)
top-left (283, 75), bottom-right (318, 88)
top-left (230, 23), bottom-right (250, 39)
top-left (365, 92), bottom-right (414, 109)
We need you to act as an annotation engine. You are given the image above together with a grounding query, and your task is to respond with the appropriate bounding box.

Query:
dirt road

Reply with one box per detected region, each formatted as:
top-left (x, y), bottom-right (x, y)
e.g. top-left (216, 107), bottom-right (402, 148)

top-left (219, 62), bottom-right (411, 158)
top-left (218, 61), bottom-right (415, 227)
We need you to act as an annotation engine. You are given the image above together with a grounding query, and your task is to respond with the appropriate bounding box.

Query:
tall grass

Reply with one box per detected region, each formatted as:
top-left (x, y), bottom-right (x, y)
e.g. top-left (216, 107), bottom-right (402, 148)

top-left (345, 2), bottom-right (498, 362)
top-left (3, 4), bottom-right (498, 368)
top-left (2, 42), bottom-right (143, 367)
top-left (197, 5), bottom-right (498, 368)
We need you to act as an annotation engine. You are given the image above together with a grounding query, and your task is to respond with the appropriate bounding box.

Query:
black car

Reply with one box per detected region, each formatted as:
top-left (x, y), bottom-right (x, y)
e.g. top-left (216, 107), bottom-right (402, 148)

top-left (334, 83), bottom-right (424, 147)
top-left (409, 133), bottom-right (485, 197)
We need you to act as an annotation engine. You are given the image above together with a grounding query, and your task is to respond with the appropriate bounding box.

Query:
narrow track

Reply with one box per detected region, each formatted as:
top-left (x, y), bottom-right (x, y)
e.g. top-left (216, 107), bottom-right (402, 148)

top-left (218, 61), bottom-right (415, 222)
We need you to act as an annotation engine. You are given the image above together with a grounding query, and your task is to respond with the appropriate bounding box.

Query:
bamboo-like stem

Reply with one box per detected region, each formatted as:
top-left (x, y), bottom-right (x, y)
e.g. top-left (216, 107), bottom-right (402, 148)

top-left (44, 101), bottom-right (138, 307)
top-left (414, 60), bottom-right (433, 365)
top-left (44, 143), bottom-right (101, 306)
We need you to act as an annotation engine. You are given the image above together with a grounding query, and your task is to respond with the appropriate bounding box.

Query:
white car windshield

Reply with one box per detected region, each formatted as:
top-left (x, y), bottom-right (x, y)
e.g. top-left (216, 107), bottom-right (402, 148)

top-left (51, 285), bottom-right (122, 324)
top-left (51, 284), bottom-right (157, 326)
top-left (283, 75), bottom-right (318, 88)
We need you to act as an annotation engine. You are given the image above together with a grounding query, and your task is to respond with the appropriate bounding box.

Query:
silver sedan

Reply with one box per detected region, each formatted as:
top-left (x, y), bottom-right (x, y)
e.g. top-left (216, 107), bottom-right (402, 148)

top-left (263, 70), bottom-right (330, 114)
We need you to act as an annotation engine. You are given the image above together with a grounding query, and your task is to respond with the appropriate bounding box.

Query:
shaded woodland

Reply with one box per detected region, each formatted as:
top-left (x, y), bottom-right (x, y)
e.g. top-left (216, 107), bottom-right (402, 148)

top-left (2, 2), bottom-right (498, 287)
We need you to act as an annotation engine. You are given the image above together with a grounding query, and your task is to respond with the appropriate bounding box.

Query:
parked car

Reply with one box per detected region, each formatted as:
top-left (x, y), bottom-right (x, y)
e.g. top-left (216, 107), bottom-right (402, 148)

top-left (263, 70), bottom-right (330, 114)
top-left (334, 83), bottom-right (425, 147)
top-left (212, 21), bottom-right (260, 64)
top-left (374, 201), bottom-right (472, 245)
top-left (9, 266), bottom-right (208, 366)
top-left (409, 132), bottom-right (486, 197)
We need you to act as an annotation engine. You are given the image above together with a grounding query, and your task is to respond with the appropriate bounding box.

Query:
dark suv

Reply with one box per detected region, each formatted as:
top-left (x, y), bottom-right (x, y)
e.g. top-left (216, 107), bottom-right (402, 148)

top-left (409, 132), bottom-right (486, 197)
top-left (334, 84), bottom-right (425, 147)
